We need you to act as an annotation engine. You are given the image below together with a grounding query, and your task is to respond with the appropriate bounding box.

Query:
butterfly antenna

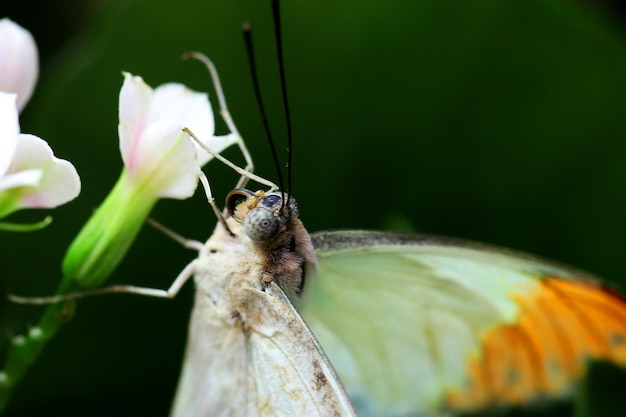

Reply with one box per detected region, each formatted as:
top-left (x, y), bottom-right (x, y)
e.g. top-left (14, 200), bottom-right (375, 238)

top-left (271, 0), bottom-right (294, 210)
top-left (242, 23), bottom-right (285, 202)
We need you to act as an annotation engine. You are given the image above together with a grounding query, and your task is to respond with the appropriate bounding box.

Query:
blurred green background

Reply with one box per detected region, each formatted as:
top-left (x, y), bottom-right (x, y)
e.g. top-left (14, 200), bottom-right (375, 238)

top-left (1, 0), bottom-right (626, 416)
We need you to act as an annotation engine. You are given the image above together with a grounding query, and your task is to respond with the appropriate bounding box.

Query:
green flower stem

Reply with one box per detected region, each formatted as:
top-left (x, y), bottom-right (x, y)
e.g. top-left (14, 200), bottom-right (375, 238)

top-left (0, 170), bottom-right (157, 412)
top-left (0, 301), bottom-right (75, 411)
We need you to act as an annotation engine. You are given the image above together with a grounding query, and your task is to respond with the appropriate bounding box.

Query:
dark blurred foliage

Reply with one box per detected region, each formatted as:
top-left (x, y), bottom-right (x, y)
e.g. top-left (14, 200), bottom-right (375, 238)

top-left (1, 0), bottom-right (626, 416)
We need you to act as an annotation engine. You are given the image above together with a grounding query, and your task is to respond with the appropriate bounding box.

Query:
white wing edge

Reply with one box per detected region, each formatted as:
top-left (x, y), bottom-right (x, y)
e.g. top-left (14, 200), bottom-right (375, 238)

top-left (246, 282), bottom-right (358, 417)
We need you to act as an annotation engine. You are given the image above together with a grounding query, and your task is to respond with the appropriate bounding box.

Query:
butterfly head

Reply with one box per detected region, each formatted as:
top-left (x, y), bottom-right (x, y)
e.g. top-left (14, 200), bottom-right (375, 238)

top-left (226, 188), bottom-right (299, 243)
top-left (225, 187), bottom-right (316, 302)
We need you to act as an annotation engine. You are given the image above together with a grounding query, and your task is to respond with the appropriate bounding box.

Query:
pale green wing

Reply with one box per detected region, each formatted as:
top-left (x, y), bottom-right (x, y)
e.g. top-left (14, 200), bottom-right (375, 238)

top-left (300, 230), bottom-right (626, 417)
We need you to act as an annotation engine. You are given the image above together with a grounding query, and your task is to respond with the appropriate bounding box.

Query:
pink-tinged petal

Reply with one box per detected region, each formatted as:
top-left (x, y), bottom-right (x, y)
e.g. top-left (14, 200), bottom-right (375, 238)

top-left (9, 134), bottom-right (80, 208)
top-left (128, 119), bottom-right (200, 199)
top-left (0, 169), bottom-right (41, 193)
top-left (115, 73), bottom-right (237, 199)
top-left (0, 18), bottom-right (38, 112)
top-left (118, 73), bottom-right (153, 170)
top-left (0, 92), bottom-right (19, 177)
top-left (195, 132), bottom-right (241, 166)
top-left (149, 83), bottom-right (215, 141)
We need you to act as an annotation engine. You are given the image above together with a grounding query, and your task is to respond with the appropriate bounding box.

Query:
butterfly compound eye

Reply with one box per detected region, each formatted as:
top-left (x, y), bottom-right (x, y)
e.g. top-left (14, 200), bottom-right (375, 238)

top-left (244, 208), bottom-right (279, 242)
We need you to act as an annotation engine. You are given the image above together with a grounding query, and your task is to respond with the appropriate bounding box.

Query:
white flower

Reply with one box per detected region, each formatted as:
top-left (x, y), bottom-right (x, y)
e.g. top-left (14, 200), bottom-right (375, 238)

top-left (0, 18), bottom-right (38, 112)
top-left (118, 73), bottom-right (238, 199)
top-left (63, 74), bottom-right (238, 285)
top-left (0, 92), bottom-right (80, 219)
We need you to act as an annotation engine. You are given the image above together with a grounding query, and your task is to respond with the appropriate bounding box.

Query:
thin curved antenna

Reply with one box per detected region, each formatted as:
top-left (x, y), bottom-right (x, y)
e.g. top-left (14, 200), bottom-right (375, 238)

top-left (242, 23), bottom-right (285, 199)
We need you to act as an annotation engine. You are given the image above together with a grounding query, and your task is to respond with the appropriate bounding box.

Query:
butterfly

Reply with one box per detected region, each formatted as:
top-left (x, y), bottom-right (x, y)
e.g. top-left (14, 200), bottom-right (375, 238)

top-left (164, 52), bottom-right (626, 416)
top-left (164, 170), bottom-right (626, 417)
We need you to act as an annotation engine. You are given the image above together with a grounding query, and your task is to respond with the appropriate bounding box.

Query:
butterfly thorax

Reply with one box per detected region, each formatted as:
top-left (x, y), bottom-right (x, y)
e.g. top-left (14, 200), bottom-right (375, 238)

top-left (194, 189), bottom-right (317, 326)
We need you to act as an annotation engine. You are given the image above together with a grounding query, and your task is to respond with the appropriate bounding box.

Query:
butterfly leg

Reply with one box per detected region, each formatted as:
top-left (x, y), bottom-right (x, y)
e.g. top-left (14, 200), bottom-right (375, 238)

top-left (195, 169), bottom-right (235, 235)
top-left (9, 260), bottom-right (198, 305)
top-left (146, 218), bottom-right (204, 251)
top-left (183, 52), bottom-right (256, 189)
top-left (185, 128), bottom-right (278, 191)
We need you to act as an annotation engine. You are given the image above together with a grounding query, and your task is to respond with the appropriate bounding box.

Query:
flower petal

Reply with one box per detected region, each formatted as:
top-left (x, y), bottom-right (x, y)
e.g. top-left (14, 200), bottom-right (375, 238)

top-left (128, 119), bottom-right (200, 199)
top-left (0, 91), bottom-right (19, 177)
top-left (0, 18), bottom-right (38, 112)
top-left (0, 169), bottom-right (41, 192)
top-left (9, 134), bottom-right (80, 209)
top-left (149, 83), bottom-right (215, 142)
top-left (116, 73), bottom-right (236, 200)
top-left (118, 72), bottom-right (153, 172)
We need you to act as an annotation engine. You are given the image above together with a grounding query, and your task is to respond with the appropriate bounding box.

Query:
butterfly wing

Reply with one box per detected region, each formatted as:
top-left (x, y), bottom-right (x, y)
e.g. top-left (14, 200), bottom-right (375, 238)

top-left (243, 282), bottom-right (358, 417)
top-left (172, 281), bottom-right (357, 417)
top-left (300, 230), bottom-right (626, 417)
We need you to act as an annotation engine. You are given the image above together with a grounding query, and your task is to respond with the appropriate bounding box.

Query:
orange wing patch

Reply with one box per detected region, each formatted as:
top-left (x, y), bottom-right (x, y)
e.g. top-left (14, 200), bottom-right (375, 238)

top-left (446, 277), bottom-right (626, 412)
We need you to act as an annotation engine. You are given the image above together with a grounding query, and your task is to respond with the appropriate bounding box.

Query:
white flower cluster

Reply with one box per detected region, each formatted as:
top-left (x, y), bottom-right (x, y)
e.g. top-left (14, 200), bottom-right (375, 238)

top-left (0, 18), bottom-right (80, 220)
